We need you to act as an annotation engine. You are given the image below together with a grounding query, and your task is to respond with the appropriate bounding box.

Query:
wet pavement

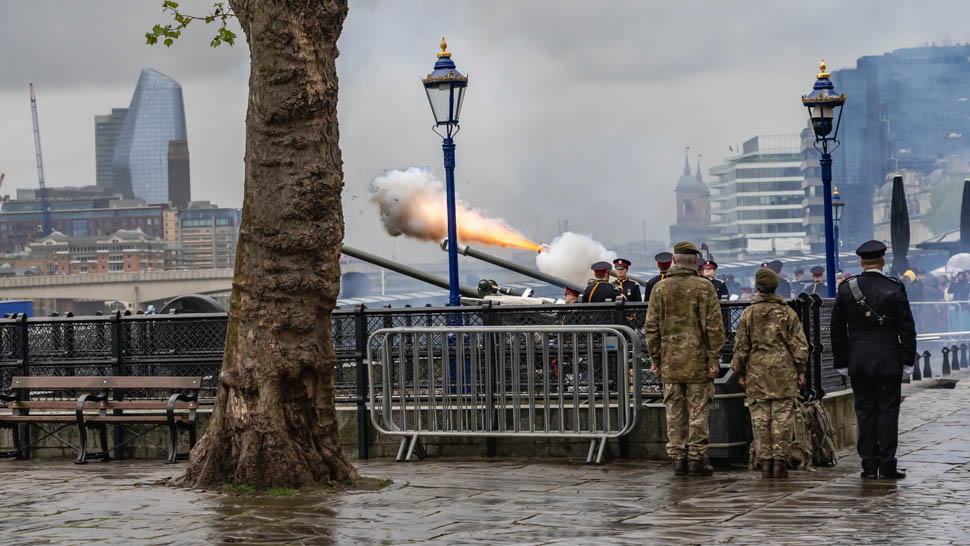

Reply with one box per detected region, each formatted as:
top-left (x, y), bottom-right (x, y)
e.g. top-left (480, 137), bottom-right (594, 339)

top-left (2, 373), bottom-right (969, 545)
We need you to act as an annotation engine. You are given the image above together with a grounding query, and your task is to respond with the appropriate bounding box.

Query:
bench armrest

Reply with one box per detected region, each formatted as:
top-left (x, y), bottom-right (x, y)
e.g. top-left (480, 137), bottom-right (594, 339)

top-left (0, 391), bottom-right (18, 402)
top-left (166, 391), bottom-right (197, 418)
top-left (76, 392), bottom-right (108, 422)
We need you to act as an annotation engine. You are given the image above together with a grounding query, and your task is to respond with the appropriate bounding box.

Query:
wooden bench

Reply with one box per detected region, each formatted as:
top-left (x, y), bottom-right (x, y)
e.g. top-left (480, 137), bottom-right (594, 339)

top-left (0, 376), bottom-right (201, 464)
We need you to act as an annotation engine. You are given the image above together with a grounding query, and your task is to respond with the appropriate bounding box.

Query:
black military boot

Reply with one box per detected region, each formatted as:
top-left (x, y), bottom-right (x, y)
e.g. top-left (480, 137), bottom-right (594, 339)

top-left (673, 458), bottom-right (688, 476)
top-left (761, 460), bottom-right (773, 479)
top-left (773, 459), bottom-right (789, 479)
top-left (688, 458), bottom-right (714, 476)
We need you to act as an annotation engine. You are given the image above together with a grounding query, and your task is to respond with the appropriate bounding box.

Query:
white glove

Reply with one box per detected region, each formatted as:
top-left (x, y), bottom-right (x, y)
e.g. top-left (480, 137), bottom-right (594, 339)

top-left (903, 365), bottom-right (914, 377)
top-left (836, 368), bottom-right (848, 377)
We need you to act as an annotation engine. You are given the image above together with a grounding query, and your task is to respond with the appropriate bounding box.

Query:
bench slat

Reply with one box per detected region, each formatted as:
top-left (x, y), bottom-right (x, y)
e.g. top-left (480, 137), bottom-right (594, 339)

top-left (9, 376), bottom-right (202, 390)
top-left (86, 415), bottom-right (190, 423)
top-left (8, 401), bottom-right (198, 410)
top-left (0, 415), bottom-right (76, 423)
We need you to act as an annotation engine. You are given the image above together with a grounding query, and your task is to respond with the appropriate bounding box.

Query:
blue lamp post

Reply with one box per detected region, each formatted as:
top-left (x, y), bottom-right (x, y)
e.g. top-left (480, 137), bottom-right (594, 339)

top-left (802, 60), bottom-right (846, 298)
top-left (423, 38), bottom-right (468, 307)
top-left (832, 185), bottom-right (845, 275)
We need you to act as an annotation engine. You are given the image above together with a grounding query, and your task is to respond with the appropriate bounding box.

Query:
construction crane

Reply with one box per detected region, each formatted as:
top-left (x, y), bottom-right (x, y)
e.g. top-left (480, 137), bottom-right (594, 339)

top-left (29, 83), bottom-right (53, 235)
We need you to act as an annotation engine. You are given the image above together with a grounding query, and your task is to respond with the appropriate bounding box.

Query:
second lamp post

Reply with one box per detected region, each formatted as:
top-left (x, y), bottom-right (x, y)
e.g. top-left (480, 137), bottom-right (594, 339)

top-left (803, 59), bottom-right (846, 298)
top-left (423, 38), bottom-right (468, 307)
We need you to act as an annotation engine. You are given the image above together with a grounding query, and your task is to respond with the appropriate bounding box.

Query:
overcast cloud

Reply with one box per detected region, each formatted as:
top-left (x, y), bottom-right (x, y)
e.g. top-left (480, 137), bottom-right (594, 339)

top-left (2, 0), bottom-right (970, 264)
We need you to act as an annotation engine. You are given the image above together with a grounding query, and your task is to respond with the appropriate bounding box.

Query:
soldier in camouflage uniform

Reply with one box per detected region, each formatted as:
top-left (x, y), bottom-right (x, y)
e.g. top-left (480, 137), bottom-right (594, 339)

top-left (645, 241), bottom-right (726, 476)
top-left (730, 268), bottom-right (808, 479)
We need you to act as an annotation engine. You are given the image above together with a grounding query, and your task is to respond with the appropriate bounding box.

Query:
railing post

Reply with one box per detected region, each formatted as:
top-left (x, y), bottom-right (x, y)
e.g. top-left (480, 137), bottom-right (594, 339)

top-left (482, 301), bottom-right (498, 457)
top-left (961, 344), bottom-right (968, 371)
top-left (911, 353), bottom-right (922, 381)
top-left (17, 313), bottom-right (29, 378)
top-left (922, 350), bottom-right (932, 379)
top-left (941, 347), bottom-right (951, 376)
top-left (354, 304), bottom-right (369, 460)
top-left (111, 311), bottom-right (125, 458)
top-left (951, 345), bottom-right (960, 371)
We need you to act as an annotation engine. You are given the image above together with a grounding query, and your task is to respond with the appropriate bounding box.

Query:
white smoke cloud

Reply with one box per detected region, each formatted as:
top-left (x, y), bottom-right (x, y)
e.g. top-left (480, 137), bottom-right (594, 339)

top-left (369, 167), bottom-right (538, 250)
top-left (536, 232), bottom-right (617, 287)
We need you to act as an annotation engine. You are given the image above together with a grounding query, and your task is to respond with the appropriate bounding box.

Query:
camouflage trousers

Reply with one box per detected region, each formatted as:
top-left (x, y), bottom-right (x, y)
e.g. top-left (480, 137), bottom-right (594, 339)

top-left (663, 381), bottom-right (714, 460)
top-left (748, 397), bottom-right (795, 461)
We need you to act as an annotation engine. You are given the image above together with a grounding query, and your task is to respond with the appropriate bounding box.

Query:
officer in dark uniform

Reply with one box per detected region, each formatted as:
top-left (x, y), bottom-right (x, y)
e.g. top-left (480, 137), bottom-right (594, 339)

top-left (612, 258), bottom-right (642, 302)
top-left (803, 265), bottom-right (827, 295)
top-left (644, 252), bottom-right (673, 302)
top-left (830, 240), bottom-right (916, 480)
top-left (582, 261), bottom-right (619, 303)
top-left (699, 259), bottom-right (729, 300)
top-left (765, 260), bottom-right (792, 300)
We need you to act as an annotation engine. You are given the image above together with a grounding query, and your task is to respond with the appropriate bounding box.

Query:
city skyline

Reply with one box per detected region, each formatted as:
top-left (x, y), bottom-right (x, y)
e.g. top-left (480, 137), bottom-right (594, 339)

top-left (3, 1), bottom-right (970, 263)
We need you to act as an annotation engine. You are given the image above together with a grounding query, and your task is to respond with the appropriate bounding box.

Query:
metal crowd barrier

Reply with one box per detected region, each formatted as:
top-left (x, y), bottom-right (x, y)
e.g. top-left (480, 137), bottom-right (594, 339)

top-left (367, 325), bottom-right (642, 464)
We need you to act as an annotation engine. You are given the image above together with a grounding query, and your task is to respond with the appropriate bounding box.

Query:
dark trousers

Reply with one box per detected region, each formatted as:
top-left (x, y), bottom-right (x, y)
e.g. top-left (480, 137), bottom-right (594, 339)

top-left (851, 377), bottom-right (901, 474)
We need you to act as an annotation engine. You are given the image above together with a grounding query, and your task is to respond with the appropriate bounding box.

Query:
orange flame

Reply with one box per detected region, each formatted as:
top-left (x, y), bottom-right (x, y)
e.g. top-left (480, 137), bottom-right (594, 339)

top-left (414, 198), bottom-right (540, 251)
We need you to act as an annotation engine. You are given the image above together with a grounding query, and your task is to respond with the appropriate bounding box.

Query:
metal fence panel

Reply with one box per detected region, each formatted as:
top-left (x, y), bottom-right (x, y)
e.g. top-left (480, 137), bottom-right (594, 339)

top-left (367, 325), bottom-right (641, 463)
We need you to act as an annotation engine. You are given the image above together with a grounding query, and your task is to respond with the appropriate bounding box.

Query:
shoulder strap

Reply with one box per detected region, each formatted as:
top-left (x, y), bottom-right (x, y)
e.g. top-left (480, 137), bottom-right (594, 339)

top-left (846, 277), bottom-right (893, 326)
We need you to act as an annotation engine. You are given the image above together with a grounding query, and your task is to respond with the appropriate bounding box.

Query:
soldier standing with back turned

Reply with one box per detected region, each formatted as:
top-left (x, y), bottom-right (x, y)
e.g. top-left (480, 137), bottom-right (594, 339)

top-left (731, 268), bottom-right (808, 479)
top-left (645, 241), bottom-right (726, 476)
top-left (831, 240), bottom-right (916, 480)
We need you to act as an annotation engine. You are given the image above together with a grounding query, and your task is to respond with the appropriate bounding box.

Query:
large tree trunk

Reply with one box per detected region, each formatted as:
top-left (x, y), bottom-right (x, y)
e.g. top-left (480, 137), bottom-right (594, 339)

top-left (176, 0), bottom-right (357, 489)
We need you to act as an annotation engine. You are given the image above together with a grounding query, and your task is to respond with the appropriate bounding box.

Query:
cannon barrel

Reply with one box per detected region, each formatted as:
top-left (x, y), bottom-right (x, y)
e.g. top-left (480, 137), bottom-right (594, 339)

top-left (341, 244), bottom-right (480, 299)
top-left (441, 238), bottom-right (585, 293)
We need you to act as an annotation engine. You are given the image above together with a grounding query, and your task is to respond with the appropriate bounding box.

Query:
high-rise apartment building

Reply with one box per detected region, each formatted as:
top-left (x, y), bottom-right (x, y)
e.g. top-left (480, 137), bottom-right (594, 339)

top-left (111, 68), bottom-right (189, 204)
top-left (708, 135), bottom-right (805, 259)
top-left (177, 203), bottom-right (240, 269)
top-left (830, 44), bottom-right (970, 247)
top-left (94, 108), bottom-right (128, 192)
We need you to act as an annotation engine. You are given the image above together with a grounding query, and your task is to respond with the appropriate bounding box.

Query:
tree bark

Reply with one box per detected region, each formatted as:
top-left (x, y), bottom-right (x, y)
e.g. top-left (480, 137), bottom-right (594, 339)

top-left (176, 0), bottom-right (357, 489)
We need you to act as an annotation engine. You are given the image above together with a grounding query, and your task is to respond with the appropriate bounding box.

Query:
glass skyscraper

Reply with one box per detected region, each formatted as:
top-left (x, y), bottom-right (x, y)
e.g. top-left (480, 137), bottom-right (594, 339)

top-left (94, 108), bottom-right (128, 192)
top-left (111, 69), bottom-right (188, 204)
top-left (830, 44), bottom-right (970, 247)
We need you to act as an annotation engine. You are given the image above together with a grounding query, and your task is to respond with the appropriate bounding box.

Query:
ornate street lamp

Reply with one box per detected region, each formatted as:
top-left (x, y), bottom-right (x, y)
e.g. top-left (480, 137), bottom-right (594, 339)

top-left (423, 37), bottom-right (468, 307)
top-left (832, 185), bottom-right (845, 274)
top-left (802, 59), bottom-right (846, 297)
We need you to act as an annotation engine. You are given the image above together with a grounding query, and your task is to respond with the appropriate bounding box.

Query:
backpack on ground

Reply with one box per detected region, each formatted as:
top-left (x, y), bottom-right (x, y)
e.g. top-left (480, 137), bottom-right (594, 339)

top-left (788, 397), bottom-right (838, 469)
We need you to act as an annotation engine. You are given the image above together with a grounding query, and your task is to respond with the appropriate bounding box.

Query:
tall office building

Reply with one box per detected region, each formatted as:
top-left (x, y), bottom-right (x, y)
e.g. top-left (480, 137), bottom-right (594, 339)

top-left (167, 140), bottom-right (191, 209)
top-left (830, 44), bottom-right (970, 246)
top-left (94, 108), bottom-right (128, 191)
top-left (111, 68), bottom-right (189, 204)
top-left (708, 135), bottom-right (805, 259)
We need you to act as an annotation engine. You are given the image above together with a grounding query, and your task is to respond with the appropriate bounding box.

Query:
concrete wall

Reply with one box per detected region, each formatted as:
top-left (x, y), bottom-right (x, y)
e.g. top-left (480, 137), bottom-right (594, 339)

top-left (1, 390), bottom-right (857, 463)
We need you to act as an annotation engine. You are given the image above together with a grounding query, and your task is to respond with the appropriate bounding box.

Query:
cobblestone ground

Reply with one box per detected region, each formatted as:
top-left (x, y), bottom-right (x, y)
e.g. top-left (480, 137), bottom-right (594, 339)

top-left (2, 374), bottom-right (969, 545)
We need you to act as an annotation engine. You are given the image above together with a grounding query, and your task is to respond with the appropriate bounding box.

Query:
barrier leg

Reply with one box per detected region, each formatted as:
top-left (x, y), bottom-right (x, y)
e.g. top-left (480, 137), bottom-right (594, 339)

top-left (395, 437), bottom-right (409, 462)
top-left (405, 433), bottom-right (425, 461)
top-left (586, 439), bottom-right (598, 464)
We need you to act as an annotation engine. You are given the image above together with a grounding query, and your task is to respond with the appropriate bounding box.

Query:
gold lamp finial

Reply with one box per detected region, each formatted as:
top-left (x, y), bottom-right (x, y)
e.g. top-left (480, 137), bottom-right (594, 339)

top-left (818, 59), bottom-right (830, 79)
top-left (438, 37), bottom-right (451, 58)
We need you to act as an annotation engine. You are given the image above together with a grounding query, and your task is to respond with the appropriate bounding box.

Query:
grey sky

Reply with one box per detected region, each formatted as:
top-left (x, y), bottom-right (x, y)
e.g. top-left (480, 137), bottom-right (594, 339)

top-left (2, 0), bottom-right (970, 264)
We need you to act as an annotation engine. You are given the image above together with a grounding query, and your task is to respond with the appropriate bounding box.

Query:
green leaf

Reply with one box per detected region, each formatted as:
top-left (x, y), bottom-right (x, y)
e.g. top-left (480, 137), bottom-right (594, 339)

top-left (145, 33), bottom-right (158, 45)
top-left (164, 37), bottom-right (174, 47)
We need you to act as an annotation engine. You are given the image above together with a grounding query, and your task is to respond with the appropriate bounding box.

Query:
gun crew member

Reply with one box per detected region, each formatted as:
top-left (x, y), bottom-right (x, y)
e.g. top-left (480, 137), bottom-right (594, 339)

top-left (612, 258), bottom-right (642, 302)
top-left (583, 261), bottom-right (619, 303)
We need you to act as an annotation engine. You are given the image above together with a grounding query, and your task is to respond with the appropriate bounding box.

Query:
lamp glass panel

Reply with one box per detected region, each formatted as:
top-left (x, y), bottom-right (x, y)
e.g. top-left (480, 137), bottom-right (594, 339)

top-left (425, 83), bottom-right (454, 124)
top-left (453, 86), bottom-right (466, 123)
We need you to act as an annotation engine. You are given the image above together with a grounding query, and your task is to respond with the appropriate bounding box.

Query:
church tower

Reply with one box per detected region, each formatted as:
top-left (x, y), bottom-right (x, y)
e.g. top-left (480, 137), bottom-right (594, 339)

top-left (669, 148), bottom-right (713, 244)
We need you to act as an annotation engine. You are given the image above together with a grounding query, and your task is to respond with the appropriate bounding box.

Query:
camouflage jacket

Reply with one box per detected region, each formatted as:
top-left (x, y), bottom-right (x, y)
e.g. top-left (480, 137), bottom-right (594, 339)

top-left (730, 293), bottom-right (808, 400)
top-left (645, 266), bottom-right (726, 383)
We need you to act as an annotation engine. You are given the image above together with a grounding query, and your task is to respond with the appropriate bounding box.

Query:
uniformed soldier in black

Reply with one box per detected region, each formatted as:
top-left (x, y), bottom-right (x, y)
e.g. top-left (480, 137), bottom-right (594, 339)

top-left (831, 240), bottom-right (916, 480)
top-left (612, 258), bottom-right (642, 302)
top-left (644, 252), bottom-right (673, 302)
top-left (582, 261), bottom-right (619, 303)
top-left (803, 265), bottom-right (827, 295)
top-left (699, 259), bottom-right (729, 300)
top-left (765, 260), bottom-right (792, 300)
